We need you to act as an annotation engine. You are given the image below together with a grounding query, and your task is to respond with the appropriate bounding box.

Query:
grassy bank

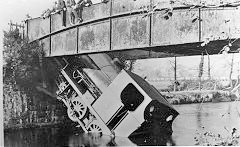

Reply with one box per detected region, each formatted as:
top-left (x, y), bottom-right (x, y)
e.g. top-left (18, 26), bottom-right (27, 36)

top-left (162, 90), bottom-right (238, 105)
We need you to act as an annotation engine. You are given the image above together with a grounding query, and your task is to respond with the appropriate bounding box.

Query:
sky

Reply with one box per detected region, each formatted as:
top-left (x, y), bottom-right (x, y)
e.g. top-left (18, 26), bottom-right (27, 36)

top-left (0, 0), bottom-right (53, 38)
top-left (0, 0), bottom-right (53, 65)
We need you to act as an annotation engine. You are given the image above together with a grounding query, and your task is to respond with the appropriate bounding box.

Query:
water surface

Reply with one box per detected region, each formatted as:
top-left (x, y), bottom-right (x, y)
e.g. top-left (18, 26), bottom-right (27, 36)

top-left (4, 101), bottom-right (240, 146)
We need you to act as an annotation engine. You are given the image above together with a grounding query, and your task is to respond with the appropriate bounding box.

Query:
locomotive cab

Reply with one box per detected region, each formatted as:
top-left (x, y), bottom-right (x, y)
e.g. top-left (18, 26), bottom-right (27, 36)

top-left (92, 70), bottom-right (178, 137)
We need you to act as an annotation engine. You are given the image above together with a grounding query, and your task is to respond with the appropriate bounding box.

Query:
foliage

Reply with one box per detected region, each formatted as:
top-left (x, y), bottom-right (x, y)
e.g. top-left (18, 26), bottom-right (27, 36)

top-left (198, 54), bottom-right (204, 78)
top-left (140, 0), bottom-right (240, 18)
top-left (3, 28), bottom-right (43, 96)
top-left (165, 79), bottom-right (219, 92)
top-left (195, 127), bottom-right (240, 146)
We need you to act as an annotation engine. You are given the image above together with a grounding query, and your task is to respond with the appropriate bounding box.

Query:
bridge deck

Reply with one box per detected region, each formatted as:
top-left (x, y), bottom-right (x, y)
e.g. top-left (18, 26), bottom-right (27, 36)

top-left (26, 0), bottom-right (240, 59)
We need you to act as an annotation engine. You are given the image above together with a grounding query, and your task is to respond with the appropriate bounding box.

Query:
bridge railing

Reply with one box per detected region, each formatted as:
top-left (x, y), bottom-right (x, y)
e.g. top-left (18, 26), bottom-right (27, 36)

top-left (25, 0), bottom-right (240, 57)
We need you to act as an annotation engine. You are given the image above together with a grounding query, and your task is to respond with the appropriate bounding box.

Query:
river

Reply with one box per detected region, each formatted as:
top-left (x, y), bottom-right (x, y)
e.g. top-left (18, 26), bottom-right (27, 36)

top-left (4, 101), bottom-right (240, 146)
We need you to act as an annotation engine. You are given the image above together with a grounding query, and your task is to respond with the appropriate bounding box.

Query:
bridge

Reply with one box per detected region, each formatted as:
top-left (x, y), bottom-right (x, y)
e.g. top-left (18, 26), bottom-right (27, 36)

top-left (21, 0), bottom-right (240, 137)
top-left (26, 0), bottom-right (240, 59)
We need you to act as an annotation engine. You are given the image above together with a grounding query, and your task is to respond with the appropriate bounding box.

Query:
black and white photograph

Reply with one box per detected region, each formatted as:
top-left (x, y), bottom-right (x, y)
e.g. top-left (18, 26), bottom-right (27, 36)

top-left (1, 0), bottom-right (240, 146)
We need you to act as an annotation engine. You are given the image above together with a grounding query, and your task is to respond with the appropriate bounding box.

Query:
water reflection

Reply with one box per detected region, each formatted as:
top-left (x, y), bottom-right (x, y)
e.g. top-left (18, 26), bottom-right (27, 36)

top-left (129, 133), bottom-right (175, 146)
top-left (4, 126), bottom-right (77, 147)
top-left (172, 101), bottom-right (240, 145)
top-left (68, 133), bottom-right (114, 147)
top-left (196, 104), bottom-right (203, 129)
top-left (4, 126), bottom-right (175, 146)
top-left (4, 102), bottom-right (240, 146)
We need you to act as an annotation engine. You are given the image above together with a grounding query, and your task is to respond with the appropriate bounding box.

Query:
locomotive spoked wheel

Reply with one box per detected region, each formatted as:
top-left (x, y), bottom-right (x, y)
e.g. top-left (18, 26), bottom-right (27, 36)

top-left (87, 120), bottom-right (103, 134)
top-left (67, 108), bottom-right (78, 122)
top-left (71, 97), bottom-right (88, 119)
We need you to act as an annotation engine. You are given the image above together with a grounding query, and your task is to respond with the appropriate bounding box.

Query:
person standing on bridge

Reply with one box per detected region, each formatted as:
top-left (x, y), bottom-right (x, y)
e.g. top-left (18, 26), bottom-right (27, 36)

top-left (41, 0), bottom-right (71, 20)
top-left (57, 0), bottom-right (67, 11)
top-left (66, 0), bottom-right (92, 24)
top-left (76, 0), bottom-right (92, 7)
top-left (57, 0), bottom-right (67, 26)
top-left (74, 0), bottom-right (92, 23)
top-left (66, 0), bottom-right (82, 24)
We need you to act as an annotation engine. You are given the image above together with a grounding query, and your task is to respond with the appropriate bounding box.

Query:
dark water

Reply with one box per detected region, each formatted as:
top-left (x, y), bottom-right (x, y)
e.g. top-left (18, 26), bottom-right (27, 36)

top-left (4, 101), bottom-right (240, 146)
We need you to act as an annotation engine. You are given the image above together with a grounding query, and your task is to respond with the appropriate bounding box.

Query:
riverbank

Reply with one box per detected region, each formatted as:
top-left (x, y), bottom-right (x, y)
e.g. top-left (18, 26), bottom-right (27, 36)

top-left (162, 90), bottom-right (238, 105)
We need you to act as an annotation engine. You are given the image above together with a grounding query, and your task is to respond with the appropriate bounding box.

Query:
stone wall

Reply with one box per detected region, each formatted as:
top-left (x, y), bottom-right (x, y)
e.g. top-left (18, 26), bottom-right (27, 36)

top-left (3, 85), bottom-right (69, 130)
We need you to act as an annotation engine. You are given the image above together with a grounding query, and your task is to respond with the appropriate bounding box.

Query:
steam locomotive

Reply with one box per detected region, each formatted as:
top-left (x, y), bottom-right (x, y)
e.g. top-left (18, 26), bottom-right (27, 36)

top-left (55, 53), bottom-right (178, 137)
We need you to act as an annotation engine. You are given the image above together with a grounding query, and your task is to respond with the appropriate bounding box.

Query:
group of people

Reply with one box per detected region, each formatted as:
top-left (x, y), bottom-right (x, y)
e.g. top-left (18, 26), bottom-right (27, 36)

top-left (41, 0), bottom-right (93, 25)
top-left (66, 0), bottom-right (93, 24)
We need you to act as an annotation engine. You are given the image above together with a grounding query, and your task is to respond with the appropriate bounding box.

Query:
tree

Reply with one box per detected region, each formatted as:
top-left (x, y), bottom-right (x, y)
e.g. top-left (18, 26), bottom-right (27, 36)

top-left (3, 28), bottom-right (61, 98)
top-left (3, 28), bottom-right (43, 97)
top-left (205, 49), bottom-right (211, 79)
top-left (229, 53), bottom-right (234, 88)
top-left (198, 53), bottom-right (204, 90)
top-left (3, 28), bottom-right (67, 127)
top-left (3, 28), bottom-right (46, 126)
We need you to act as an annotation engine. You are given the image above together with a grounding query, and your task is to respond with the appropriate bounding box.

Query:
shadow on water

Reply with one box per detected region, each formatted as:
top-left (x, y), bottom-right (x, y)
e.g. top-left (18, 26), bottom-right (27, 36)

top-left (5, 102), bottom-right (239, 146)
top-left (4, 125), bottom-right (175, 146)
top-left (129, 133), bottom-right (175, 146)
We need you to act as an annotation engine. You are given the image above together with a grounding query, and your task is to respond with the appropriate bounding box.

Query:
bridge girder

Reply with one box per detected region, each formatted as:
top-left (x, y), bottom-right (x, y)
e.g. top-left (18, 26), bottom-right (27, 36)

top-left (26, 0), bottom-right (240, 59)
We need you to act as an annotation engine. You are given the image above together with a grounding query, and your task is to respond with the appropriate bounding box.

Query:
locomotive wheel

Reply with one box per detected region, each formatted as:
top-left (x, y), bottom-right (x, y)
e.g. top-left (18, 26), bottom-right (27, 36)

top-left (67, 108), bottom-right (78, 122)
top-left (87, 120), bottom-right (102, 134)
top-left (71, 97), bottom-right (88, 119)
